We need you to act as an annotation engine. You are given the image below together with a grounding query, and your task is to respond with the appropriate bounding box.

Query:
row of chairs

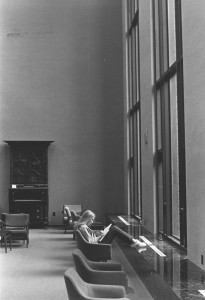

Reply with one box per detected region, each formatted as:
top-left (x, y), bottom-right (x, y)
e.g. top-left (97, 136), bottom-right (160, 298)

top-left (64, 244), bottom-right (130, 299)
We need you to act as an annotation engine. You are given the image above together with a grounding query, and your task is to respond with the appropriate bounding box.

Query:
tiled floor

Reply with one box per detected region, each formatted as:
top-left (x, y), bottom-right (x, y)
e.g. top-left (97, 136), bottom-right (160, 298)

top-left (107, 214), bottom-right (205, 300)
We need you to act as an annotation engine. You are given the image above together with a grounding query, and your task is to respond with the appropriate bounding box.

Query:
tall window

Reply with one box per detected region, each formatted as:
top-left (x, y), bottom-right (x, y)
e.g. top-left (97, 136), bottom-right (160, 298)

top-left (153, 0), bottom-right (187, 248)
top-left (126, 0), bottom-right (142, 218)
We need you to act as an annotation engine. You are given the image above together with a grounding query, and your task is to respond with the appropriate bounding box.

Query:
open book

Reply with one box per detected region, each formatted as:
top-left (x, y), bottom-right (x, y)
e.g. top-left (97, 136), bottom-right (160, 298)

top-left (98, 223), bottom-right (112, 242)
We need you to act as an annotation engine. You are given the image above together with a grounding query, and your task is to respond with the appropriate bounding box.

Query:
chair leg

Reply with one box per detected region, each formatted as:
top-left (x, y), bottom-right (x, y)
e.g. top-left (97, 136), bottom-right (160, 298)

top-left (4, 234), bottom-right (7, 253)
top-left (9, 234), bottom-right (12, 251)
top-left (73, 230), bottom-right (75, 240)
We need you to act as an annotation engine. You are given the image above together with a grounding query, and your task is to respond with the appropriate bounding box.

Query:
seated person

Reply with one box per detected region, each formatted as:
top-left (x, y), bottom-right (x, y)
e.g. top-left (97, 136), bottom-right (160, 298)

top-left (74, 210), bottom-right (146, 247)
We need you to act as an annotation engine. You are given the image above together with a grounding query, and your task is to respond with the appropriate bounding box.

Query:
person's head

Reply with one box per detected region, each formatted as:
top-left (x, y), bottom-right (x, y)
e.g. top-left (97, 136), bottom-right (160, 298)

top-left (75, 210), bottom-right (95, 228)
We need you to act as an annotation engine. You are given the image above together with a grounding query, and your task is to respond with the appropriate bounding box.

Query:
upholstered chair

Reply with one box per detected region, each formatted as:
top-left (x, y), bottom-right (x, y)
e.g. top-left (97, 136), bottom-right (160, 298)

top-left (70, 210), bottom-right (81, 222)
top-left (70, 210), bottom-right (81, 240)
top-left (63, 205), bottom-right (73, 234)
top-left (72, 249), bottom-right (128, 288)
top-left (64, 205), bottom-right (83, 235)
top-left (1, 213), bottom-right (29, 247)
top-left (73, 248), bottom-right (122, 271)
top-left (0, 220), bottom-right (12, 253)
top-left (75, 229), bottom-right (111, 261)
top-left (71, 210), bottom-right (104, 240)
top-left (64, 268), bottom-right (129, 300)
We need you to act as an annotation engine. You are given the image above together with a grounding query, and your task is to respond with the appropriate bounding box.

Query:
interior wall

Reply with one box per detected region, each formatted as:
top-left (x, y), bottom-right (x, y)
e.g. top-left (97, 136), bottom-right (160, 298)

top-left (0, 0), bottom-right (124, 225)
top-left (182, 0), bottom-right (205, 270)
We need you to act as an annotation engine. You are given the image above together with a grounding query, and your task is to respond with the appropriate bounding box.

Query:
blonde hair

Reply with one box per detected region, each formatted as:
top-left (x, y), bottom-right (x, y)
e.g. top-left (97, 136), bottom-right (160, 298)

top-left (74, 210), bottom-right (95, 229)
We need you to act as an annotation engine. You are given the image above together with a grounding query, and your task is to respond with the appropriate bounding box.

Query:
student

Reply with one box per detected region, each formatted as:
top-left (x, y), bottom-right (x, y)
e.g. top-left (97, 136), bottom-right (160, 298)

top-left (74, 210), bottom-right (146, 247)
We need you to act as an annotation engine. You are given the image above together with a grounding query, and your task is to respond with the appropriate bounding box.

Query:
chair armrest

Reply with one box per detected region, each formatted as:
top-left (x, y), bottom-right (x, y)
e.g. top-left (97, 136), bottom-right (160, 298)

top-left (75, 229), bottom-right (112, 261)
top-left (88, 283), bottom-right (127, 298)
top-left (87, 269), bottom-right (127, 286)
top-left (90, 261), bottom-right (122, 271)
top-left (83, 242), bottom-right (111, 261)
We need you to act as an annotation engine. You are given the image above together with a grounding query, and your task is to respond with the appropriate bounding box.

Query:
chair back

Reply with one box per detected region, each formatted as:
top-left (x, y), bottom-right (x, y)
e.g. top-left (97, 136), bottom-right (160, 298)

top-left (73, 249), bottom-right (93, 282)
top-left (73, 248), bottom-right (122, 271)
top-left (64, 267), bottom-right (128, 300)
top-left (73, 248), bottom-right (92, 267)
top-left (75, 228), bottom-right (94, 251)
top-left (1, 213), bottom-right (29, 227)
top-left (63, 205), bottom-right (78, 233)
top-left (1, 213), bottom-right (30, 247)
top-left (63, 205), bottom-right (71, 219)
top-left (75, 229), bottom-right (111, 261)
top-left (68, 204), bottom-right (82, 214)
top-left (72, 248), bottom-right (128, 287)
top-left (70, 210), bottom-right (80, 222)
top-left (64, 268), bottom-right (88, 300)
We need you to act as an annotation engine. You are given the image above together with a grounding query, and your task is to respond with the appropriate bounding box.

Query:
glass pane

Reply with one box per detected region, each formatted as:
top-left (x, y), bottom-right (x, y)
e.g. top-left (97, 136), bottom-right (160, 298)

top-left (168, 0), bottom-right (176, 66)
top-left (130, 165), bottom-right (134, 213)
top-left (127, 0), bottom-right (132, 28)
top-left (131, 0), bottom-right (135, 19)
top-left (135, 0), bottom-right (138, 12)
top-left (130, 117), bottom-right (134, 157)
top-left (133, 114), bottom-right (138, 169)
top-left (158, 158), bottom-right (164, 232)
top-left (132, 29), bottom-right (137, 105)
top-left (128, 37), bottom-right (133, 108)
top-left (170, 74), bottom-right (180, 239)
top-left (135, 26), bottom-right (140, 102)
top-left (157, 89), bottom-right (162, 150)
top-left (155, 0), bottom-right (160, 80)
top-left (137, 109), bottom-right (141, 216)
top-left (133, 113), bottom-right (138, 212)
top-left (129, 110), bottom-right (141, 217)
top-left (161, 0), bottom-right (168, 72)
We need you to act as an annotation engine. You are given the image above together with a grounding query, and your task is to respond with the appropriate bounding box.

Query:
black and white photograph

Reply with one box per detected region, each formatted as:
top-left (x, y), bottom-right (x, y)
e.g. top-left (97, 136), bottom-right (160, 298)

top-left (0, 0), bottom-right (205, 299)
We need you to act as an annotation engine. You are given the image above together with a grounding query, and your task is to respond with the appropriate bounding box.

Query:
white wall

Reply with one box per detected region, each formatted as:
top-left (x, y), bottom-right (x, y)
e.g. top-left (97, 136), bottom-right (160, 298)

top-left (0, 0), bottom-right (124, 225)
top-left (182, 0), bottom-right (205, 270)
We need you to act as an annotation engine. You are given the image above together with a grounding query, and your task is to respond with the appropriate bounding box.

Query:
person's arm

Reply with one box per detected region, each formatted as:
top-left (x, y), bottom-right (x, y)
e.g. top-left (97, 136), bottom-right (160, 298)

top-left (79, 225), bottom-right (100, 243)
top-left (95, 232), bottom-right (105, 242)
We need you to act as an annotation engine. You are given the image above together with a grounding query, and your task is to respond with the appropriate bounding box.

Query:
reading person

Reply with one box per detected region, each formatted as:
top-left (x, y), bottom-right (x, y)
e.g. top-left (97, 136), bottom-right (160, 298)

top-left (74, 210), bottom-right (146, 247)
